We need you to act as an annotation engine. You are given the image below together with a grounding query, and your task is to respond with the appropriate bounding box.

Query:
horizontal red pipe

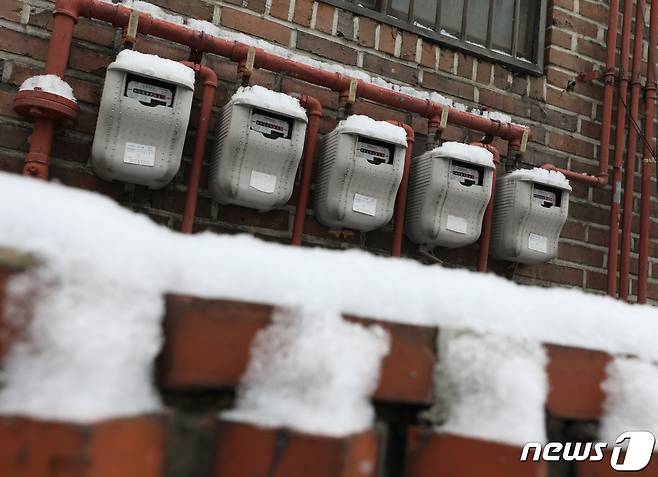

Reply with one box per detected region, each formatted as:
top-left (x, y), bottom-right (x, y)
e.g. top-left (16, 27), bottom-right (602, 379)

top-left (290, 94), bottom-right (322, 246)
top-left (540, 164), bottom-right (607, 187)
top-left (180, 62), bottom-right (218, 234)
top-left (63, 0), bottom-right (529, 142)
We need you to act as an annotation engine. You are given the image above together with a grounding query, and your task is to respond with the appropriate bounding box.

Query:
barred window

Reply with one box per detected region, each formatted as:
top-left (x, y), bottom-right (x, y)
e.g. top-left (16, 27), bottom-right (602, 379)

top-left (324, 0), bottom-right (547, 74)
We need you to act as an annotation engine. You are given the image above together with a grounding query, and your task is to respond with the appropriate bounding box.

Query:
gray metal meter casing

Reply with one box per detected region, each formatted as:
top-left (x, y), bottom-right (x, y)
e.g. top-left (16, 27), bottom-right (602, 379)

top-left (490, 170), bottom-right (571, 264)
top-left (405, 143), bottom-right (495, 248)
top-left (314, 116), bottom-right (407, 231)
top-left (209, 87), bottom-right (308, 212)
top-left (91, 50), bottom-right (194, 189)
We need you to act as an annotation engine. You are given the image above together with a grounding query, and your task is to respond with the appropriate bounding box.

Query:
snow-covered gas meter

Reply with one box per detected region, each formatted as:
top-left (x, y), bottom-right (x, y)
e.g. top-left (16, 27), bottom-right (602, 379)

top-left (405, 142), bottom-right (495, 248)
top-left (490, 168), bottom-right (571, 264)
top-left (209, 86), bottom-right (308, 211)
top-left (314, 115), bottom-right (407, 231)
top-left (91, 49), bottom-right (194, 188)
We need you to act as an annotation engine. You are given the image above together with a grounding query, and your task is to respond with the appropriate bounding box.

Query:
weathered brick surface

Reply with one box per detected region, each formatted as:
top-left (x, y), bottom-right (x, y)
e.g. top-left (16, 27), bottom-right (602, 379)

top-left (0, 0), bottom-right (655, 305)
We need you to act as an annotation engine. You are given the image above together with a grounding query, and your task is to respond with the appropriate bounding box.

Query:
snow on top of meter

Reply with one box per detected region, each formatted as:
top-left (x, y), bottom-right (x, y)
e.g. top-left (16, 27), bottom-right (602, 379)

top-left (231, 85), bottom-right (307, 120)
top-left (337, 115), bottom-right (408, 146)
top-left (432, 142), bottom-right (495, 168)
top-left (19, 75), bottom-right (77, 103)
top-left (113, 49), bottom-right (195, 89)
top-left (508, 167), bottom-right (572, 191)
top-left (1, 172), bottom-right (658, 423)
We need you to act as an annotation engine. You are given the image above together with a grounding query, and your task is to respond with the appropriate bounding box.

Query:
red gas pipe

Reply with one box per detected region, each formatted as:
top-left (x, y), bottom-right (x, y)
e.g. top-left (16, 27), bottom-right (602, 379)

top-left (290, 94), bottom-right (322, 246)
top-left (179, 62), bottom-right (218, 234)
top-left (388, 122), bottom-right (415, 258)
top-left (470, 143), bottom-right (501, 273)
top-left (637, 2), bottom-right (658, 304)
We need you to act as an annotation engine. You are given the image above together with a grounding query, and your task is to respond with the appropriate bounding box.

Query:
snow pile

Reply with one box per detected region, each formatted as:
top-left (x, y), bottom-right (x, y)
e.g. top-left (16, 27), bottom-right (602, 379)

top-left (222, 308), bottom-right (389, 436)
top-left (508, 167), bottom-right (572, 191)
top-left (122, 0), bottom-right (184, 24)
top-left (19, 75), bottom-right (77, 103)
top-left (599, 358), bottom-right (658, 446)
top-left (432, 142), bottom-right (495, 167)
top-left (3, 172), bottom-right (658, 421)
top-left (433, 330), bottom-right (548, 445)
top-left (231, 85), bottom-right (307, 120)
top-left (337, 115), bottom-right (408, 146)
top-left (112, 49), bottom-right (195, 88)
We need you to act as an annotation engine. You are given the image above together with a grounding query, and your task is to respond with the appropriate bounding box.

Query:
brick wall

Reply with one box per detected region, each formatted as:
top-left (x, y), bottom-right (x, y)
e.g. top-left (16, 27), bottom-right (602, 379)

top-left (0, 0), bottom-right (657, 301)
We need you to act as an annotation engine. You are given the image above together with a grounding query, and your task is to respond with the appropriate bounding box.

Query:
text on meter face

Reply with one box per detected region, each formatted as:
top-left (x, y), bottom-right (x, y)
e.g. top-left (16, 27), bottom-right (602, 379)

top-left (450, 161), bottom-right (481, 186)
top-left (125, 75), bottom-right (175, 107)
top-left (356, 137), bottom-right (394, 166)
top-left (250, 109), bottom-right (294, 140)
top-left (533, 185), bottom-right (559, 208)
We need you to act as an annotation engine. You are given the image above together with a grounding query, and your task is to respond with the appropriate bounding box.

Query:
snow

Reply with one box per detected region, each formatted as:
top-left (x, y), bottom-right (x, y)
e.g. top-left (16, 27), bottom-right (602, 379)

top-left (2, 172), bottom-right (658, 422)
top-left (599, 357), bottom-right (658, 446)
top-left (336, 115), bottom-right (408, 146)
top-left (231, 85), bottom-right (307, 121)
top-left (222, 308), bottom-right (389, 436)
top-left (430, 142), bottom-right (495, 168)
top-left (112, 49), bottom-right (195, 89)
top-left (508, 167), bottom-right (573, 191)
top-left (433, 330), bottom-right (548, 446)
top-left (19, 75), bottom-right (76, 103)
top-left (123, 1), bottom-right (512, 123)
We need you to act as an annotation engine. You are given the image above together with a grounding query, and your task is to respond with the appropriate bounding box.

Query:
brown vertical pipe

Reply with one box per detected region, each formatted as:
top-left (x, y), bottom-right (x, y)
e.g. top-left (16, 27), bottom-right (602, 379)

top-left (619, 0), bottom-right (647, 301)
top-left (390, 123), bottom-right (415, 258)
top-left (290, 94), bottom-right (322, 246)
top-left (180, 62), bottom-right (218, 234)
top-left (638, 2), bottom-right (658, 303)
top-left (470, 143), bottom-right (501, 273)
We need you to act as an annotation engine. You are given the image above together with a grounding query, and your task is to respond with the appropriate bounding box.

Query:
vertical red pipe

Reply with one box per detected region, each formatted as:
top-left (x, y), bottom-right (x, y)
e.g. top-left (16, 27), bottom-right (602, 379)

top-left (606, 0), bottom-right (627, 296)
top-left (470, 143), bottom-right (500, 273)
top-left (23, 9), bottom-right (78, 179)
top-left (390, 124), bottom-right (415, 258)
top-left (291, 94), bottom-right (322, 246)
top-left (619, 0), bottom-right (647, 301)
top-left (637, 2), bottom-right (658, 303)
top-left (180, 62), bottom-right (218, 234)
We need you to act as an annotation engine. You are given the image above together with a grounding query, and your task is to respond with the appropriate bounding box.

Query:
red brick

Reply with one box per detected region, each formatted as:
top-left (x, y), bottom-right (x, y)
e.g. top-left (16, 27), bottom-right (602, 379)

top-left (0, 0), bottom-right (22, 22)
top-left (0, 415), bottom-right (167, 477)
top-left (314, 2), bottom-right (335, 34)
top-left (400, 31), bottom-right (418, 61)
top-left (212, 420), bottom-right (379, 477)
top-left (422, 72), bottom-right (475, 101)
top-left (420, 41), bottom-right (435, 69)
top-left (293, 0), bottom-right (314, 27)
top-left (548, 131), bottom-right (596, 158)
top-left (140, 0), bottom-right (212, 20)
top-left (378, 23), bottom-right (398, 56)
top-left (357, 17), bottom-right (377, 48)
top-left (270, 0), bottom-right (291, 20)
top-left (405, 430), bottom-right (547, 476)
top-left (579, 0), bottom-right (610, 24)
top-left (550, 9), bottom-right (598, 39)
top-left (363, 54), bottom-right (418, 84)
top-left (221, 8), bottom-right (290, 45)
top-left (296, 32), bottom-right (358, 65)
top-left (545, 344), bottom-right (610, 420)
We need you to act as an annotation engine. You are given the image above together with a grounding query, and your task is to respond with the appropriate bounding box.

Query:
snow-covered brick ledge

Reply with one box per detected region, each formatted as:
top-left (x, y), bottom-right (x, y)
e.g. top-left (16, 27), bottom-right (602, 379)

top-left (0, 172), bottom-right (657, 438)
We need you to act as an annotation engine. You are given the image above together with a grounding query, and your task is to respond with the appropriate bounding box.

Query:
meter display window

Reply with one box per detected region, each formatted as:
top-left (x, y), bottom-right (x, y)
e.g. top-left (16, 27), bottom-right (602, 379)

top-left (533, 185), bottom-right (562, 208)
top-left (124, 73), bottom-right (176, 107)
top-left (450, 160), bottom-right (484, 187)
top-left (355, 136), bottom-right (395, 166)
top-left (249, 108), bottom-right (294, 140)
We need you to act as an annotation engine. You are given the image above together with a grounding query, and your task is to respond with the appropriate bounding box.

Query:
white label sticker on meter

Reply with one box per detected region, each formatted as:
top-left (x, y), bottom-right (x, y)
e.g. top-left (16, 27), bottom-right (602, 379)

top-left (446, 215), bottom-right (468, 234)
top-left (250, 113), bottom-right (289, 138)
top-left (249, 170), bottom-right (277, 193)
top-left (451, 165), bottom-right (479, 184)
top-left (126, 80), bottom-right (173, 107)
top-left (356, 140), bottom-right (390, 165)
top-left (123, 142), bottom-right (156, 167)
top-left (533, 188), bottom-right (557, 207)
top-left (528, 233), bottom-right (548, 253)
top-left (353, 193), bottom-right (377, 216)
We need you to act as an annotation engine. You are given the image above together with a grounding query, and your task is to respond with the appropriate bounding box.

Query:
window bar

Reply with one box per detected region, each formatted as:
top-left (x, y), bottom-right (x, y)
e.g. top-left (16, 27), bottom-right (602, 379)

top-left (379, 0), bottom-right (389, 15)
top-left (435, 0), bottom-right (443, 31)
top-left (486, 0), bottom-right (495, 49)
top-left (407, 0), bottom-right (415, 23)
top-left (461, 0), bottom-right (470, 39)
top-left (511, 0), bottom-right (521, 58)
